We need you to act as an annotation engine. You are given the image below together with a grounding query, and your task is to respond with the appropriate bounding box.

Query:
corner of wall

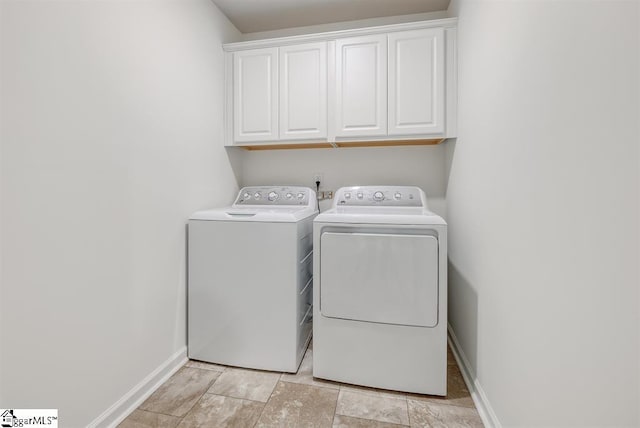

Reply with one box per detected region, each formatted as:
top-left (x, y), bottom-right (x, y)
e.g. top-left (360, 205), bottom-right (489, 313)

top-left (446, 0), bottom-right (459, 17)
top-left (448, 326), bottom-right (501, 428)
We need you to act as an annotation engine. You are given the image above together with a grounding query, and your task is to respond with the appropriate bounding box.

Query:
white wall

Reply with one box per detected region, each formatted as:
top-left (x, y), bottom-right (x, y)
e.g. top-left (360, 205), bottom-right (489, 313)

top-left (240, 145), bottom-right (447, 215)
top-left (0, 1), bottom-right (240, 426)
top-left (445, 0), bottom-right (639, 426)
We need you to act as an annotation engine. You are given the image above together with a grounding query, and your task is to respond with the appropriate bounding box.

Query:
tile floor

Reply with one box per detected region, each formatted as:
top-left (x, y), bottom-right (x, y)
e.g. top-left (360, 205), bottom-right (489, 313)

top-left (119, 342), bottom-right (483, 427)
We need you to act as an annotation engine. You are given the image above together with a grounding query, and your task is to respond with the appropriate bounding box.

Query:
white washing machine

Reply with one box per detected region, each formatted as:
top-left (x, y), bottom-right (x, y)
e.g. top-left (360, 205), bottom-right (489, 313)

top-left (313, 186), bottom-right (447, 395)
top-left (188, 186), bottom-right (317, 373)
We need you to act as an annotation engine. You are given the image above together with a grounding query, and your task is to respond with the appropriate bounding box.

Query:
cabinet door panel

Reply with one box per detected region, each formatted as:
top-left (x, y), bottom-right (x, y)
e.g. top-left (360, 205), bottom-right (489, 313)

top-left (280, 42), bottom-right (327, 140)
top-left (388, 28), bottom-right (445, 136)
top-left (233, 48), bottom-right (278, 142)
top-left (335, 35), bottom-right (387, 137)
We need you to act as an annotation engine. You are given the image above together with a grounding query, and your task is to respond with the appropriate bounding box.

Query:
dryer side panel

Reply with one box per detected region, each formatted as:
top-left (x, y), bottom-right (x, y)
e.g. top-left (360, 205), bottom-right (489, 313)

top-left (320, 232), bottom-right (438, 327)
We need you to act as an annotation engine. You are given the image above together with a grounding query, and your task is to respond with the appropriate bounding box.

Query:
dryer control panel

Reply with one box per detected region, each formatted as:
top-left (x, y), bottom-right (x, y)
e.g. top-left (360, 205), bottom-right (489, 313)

top-left (234, 186), bottom-right (315, 206)
top-left (334, 186), bottom-right (426, 207)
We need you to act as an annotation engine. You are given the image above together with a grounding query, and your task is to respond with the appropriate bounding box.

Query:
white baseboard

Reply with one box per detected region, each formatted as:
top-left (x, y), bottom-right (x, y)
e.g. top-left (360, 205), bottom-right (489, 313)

top-left (87, 347), bottom-right (188, 428)
top-left (447, 325), bottom-right (501, 428)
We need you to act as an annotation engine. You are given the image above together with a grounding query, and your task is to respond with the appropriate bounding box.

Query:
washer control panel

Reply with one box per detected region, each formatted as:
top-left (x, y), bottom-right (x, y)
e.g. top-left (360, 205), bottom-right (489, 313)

top-left (335, 186), bottom-right (424, 207)
top-left (234, 186), bottom-right (314, 206)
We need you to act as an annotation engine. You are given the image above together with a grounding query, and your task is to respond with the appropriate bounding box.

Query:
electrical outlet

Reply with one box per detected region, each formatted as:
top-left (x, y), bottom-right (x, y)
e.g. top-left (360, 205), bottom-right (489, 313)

top-left (313, 173), bottom-right (324, 186)
top-left (316, 190), bottom-right (335, 200)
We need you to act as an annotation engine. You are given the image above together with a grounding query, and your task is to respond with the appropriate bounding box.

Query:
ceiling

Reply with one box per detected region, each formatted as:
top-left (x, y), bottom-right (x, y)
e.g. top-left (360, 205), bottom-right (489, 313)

top-left (212, 0), bottom-right (451, 34)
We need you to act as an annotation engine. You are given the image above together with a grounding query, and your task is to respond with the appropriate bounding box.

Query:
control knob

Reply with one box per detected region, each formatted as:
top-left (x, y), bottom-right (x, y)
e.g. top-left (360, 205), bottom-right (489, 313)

top-left (253, 192), bottom-right (262, 199)
top-left (297, 192), bottom-right (305, 200)
top-left (242, 192), bottom-right (251, 200)
top-left (268, 191), bottom-right (279, 201)
top-left (394, 192), bottom-right (402, 200)
top-left (373, 191), bottom-right (385, 201)
top-left (285, 192), bottom-right (293, 200)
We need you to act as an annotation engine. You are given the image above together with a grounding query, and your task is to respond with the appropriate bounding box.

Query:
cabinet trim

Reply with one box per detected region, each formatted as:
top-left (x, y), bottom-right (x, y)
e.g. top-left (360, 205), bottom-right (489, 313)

top-left (228, 138), bottom-right (444, 150)
top-left (235, 142), bottom-right (335, 150)
top-left (335, 139), bottom-right (443, 148)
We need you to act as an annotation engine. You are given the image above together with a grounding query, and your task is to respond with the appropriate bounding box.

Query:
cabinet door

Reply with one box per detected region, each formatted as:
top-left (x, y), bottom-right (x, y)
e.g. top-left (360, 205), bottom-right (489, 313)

top-left (233, 48), bottom-right (278, 142)
top-left (334, 35), bottom-right (387, 137)
top-left (279, 42), bottom-right (327, 140)
top-left (388, 28), bottom-right (445, 136)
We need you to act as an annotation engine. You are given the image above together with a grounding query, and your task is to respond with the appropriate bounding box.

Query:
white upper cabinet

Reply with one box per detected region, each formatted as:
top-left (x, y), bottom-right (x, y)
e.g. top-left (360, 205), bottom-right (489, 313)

top-left (233, 47), bottom-right (278, 142)
top-left (334, 35), bottom-right (387, 137)
top-left (224, 18), bottom-right (457, 147)
top-left (279, 42), bottom-right (327, 140)
top-left (388, 28), bottom-right (445, 136)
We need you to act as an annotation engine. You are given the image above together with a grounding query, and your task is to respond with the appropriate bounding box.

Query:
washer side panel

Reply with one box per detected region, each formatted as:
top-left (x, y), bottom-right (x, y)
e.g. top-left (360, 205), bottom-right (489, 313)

top-left (188, 220), bottom-right (298, 372)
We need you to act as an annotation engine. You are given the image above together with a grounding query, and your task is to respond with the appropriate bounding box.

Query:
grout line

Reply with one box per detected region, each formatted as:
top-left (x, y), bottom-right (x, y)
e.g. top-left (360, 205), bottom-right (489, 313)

top-left (402, 396), bottom-right (410, 427)
top-left (252, 402), bottom-right (267, 428)
top-left (406, 396), bottom-right (479, 411)
top-left (327, 385), bottom-right (340, 426)
top-left (184, 359), bottom-right (229, 371)
top-left (171, 370), bottom-right (222, 422)
top-left (336, 414), bottom-right (408, 427)
top-left (278, 378), bottom-right (340, 390)
top-left (202, 391), bottom-right (272, 405)
top-left (338, 385), bottom-right (406, 400)
top-left (252, 384), bottom-right (277, 428)
top-left (130, 408), bottom-right (183, 419)
top-left (186, 366), bottom-right (225, 374)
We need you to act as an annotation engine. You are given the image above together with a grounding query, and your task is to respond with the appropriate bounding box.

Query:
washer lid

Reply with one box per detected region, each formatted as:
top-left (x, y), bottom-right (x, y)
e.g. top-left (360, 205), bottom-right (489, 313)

top-left (190, 186), bottom-right (318, 222)
top-left (190, 206), bottom-right (317, 222)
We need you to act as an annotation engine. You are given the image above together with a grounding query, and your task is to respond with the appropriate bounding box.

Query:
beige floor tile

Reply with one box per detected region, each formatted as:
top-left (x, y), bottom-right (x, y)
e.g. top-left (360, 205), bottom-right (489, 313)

top-left (333, 414), bottom-right (407, 427)
top-left (185, 359), bottom-right (227, 372)
top-left (281, 349), bottom-right (340, 390)
top-left (207, 367), bottom-right (281, 402)
top-left (256, 381), bottom-right (339, 428)
top-left (117, 409), bottom-right (181, 428)
top-left (139, 367), bottom-right (220, 417)
top-left (336, 389), bottom-right (409, 426)
top-left (407, 400), bottom-right (483, 428)
top-left (340, 384), bottom-right (406, 399)
top-left (406, 364), bottom-right (474, 408)
top-left (177, 394), bottom-right (263, 428)
top-left (447, 345), bottom-right (456, 366)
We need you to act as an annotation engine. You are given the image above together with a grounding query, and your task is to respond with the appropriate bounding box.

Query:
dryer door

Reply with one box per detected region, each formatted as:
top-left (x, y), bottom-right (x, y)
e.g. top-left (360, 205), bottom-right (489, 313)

top-left (320, 232), bottom-right (438, 327)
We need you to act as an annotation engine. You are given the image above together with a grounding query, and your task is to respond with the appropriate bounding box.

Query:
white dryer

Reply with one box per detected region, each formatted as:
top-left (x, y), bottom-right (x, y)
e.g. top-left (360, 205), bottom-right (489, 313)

top-left (313, 186), bottom-right (447, 395)
top-left (188, 186), bottom-right (317, 373)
